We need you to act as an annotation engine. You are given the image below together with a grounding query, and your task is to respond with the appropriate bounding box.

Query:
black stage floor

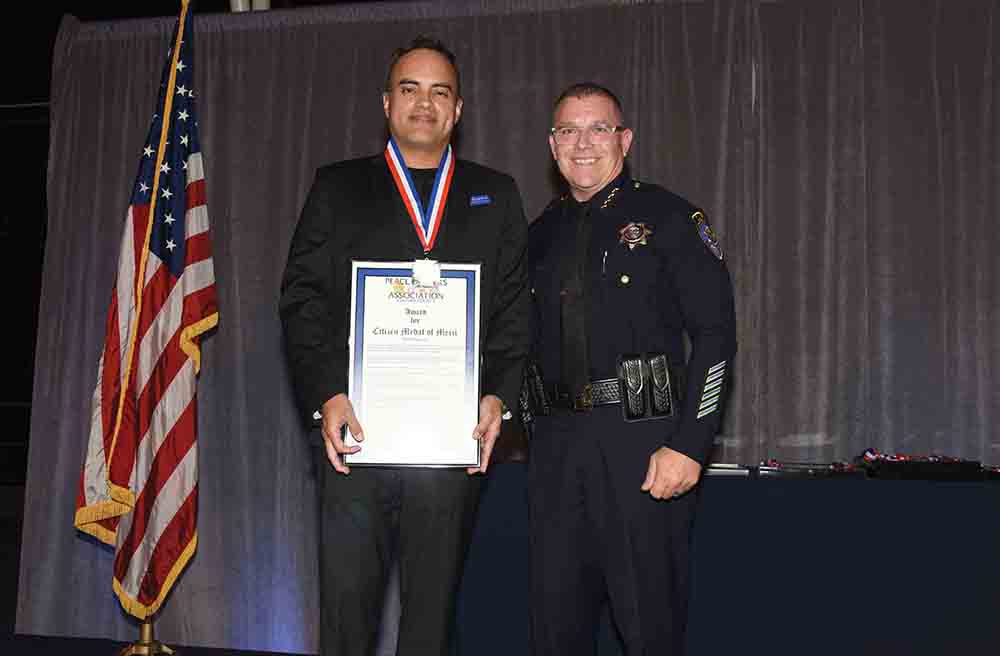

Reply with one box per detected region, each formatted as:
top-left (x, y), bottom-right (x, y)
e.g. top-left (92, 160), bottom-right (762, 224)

top-left (0, 634), bottom-right (304, 656)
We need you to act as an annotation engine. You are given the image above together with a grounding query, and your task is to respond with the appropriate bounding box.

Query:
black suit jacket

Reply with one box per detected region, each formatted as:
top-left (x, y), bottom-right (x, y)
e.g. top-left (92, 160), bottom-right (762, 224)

top-left (280, 154), bottom-right (530, 429)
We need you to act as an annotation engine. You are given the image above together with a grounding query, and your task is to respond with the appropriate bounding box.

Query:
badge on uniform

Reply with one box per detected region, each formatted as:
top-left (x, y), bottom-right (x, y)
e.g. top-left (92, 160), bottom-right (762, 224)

top-left (691, 210), bottom-right (723, 260)
top-left (618, 222), bottom-right (653, 250)
top-left (470, 194), bottom-right (492, 207)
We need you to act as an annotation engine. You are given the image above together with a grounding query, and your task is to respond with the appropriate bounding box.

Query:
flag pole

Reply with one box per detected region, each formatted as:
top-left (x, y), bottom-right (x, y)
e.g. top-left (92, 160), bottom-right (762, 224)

top-left (121, 4), bottom-right (186, 654)
top-left (118, 618), bottom-right (175, 655)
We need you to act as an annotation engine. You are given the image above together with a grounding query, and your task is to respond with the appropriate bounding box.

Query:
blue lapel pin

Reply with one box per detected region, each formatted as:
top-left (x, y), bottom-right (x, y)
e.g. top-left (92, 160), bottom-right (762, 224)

top-left (470, 194), bottom-right (492, 207)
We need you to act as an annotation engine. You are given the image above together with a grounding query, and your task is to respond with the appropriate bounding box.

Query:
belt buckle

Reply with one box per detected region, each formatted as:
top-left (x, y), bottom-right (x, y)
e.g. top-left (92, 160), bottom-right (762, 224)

top-left (572, 384), bottom-right (593, 412)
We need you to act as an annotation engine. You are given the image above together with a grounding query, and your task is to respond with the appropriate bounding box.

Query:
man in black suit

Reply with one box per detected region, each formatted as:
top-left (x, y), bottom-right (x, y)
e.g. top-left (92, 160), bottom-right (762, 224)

top-left (279, 37), bottom-right (529, 656)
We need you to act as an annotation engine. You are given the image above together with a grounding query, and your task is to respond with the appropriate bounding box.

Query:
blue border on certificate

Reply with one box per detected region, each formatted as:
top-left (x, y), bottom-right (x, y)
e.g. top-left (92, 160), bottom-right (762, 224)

top-left (444, 269), bottom-right (477, 386)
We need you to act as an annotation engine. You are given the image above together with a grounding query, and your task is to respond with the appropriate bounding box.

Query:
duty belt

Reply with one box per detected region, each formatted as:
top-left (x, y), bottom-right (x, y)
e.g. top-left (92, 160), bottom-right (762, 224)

top-left (549, 353), bottom-right (683, 421)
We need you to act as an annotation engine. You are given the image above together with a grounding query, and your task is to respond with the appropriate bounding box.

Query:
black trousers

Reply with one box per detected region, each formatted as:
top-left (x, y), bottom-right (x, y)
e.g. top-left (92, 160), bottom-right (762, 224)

top-left (314, 448), bottom-right (482, 656)
top-left (528, 407), bottom-right (698, 656)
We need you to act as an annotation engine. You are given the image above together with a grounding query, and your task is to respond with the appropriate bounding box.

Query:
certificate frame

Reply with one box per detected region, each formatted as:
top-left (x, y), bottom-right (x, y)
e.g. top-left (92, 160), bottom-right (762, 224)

top-left (345, 260), bottom-right (481, 467)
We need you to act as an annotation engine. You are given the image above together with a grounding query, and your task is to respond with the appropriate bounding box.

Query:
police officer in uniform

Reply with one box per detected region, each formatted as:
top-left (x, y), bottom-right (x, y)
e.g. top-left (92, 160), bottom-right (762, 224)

top-left (527, 83), bottom-right (737, 655)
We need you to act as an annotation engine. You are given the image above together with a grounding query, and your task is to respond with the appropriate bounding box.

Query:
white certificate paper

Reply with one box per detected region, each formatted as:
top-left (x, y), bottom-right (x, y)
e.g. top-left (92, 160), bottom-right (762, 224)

top-left (345, 261), bottom-right (481, 467)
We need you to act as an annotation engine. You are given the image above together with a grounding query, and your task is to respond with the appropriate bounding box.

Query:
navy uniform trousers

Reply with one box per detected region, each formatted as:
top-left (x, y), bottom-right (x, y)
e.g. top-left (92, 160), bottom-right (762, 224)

top-left (529, 406), bottom-right (697, 656)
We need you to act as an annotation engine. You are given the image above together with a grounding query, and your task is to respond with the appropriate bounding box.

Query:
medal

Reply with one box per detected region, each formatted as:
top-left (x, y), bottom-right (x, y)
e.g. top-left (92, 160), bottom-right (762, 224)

top-left (384, 137), bottom-right (455, 254)
top-left (412, 258), bottom-right (441, 287)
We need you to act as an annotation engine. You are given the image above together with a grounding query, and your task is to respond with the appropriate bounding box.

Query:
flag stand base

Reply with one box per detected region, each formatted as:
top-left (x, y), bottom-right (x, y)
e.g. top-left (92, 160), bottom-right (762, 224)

top-left (119, 619), bottom-right (175, 655)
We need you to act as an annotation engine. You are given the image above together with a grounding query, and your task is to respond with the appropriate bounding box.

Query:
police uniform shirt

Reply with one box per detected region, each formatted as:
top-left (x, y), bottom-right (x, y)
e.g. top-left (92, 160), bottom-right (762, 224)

top-left (528, 169), bottom-right (737, 464)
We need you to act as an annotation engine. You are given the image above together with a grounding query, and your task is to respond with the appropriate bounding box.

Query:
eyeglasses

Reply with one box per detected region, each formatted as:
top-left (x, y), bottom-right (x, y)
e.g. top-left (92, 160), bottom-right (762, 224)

top-left (550, 124), bottom-right (626, 145)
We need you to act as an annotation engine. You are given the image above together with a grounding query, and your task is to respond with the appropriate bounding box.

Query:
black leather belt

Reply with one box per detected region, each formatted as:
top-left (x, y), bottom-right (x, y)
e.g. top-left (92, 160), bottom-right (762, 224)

top-left (549, 377), bottom-right (621, 411)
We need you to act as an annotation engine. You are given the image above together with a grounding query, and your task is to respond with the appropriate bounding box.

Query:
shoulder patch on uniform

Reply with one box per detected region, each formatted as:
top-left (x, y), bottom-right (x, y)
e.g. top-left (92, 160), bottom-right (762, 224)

top-left (690, 210), bottom-right (723, 260)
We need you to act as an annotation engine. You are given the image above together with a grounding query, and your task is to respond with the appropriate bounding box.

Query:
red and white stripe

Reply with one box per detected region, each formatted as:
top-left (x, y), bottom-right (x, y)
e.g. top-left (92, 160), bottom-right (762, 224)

top-left (75, 151), bottom-right (217, 618)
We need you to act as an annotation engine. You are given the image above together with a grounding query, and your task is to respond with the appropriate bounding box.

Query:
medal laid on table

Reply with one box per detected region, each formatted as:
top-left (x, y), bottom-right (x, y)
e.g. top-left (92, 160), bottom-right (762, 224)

top-left (384, 136), bottom-right (454, 286)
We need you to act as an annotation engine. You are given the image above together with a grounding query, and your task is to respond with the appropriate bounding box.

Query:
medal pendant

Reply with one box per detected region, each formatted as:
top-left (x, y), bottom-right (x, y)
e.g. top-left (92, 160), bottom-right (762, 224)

top-left (412, 258), bottom-right (441, 286)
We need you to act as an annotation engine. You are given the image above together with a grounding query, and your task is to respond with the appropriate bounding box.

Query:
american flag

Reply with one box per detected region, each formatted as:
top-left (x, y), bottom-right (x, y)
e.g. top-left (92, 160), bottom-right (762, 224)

top-left (74, 0), bottom-right (217, 620)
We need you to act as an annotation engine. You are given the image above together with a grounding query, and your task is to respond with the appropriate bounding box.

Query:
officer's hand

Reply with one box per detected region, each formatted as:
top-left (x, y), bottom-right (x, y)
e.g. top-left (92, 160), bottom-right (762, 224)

top-left (320, 393), bottom-right (364, 475)
top-left (467, 395), bottom-right (503, 475)
top-left (641, 447), bottom-right (702, 500)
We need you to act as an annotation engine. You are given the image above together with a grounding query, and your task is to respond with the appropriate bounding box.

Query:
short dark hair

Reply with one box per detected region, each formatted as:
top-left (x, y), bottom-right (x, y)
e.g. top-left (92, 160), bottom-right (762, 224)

top-left (553, 82), bottom-right (624, 121)
top-left (385, 36), bottom-right (461, 97)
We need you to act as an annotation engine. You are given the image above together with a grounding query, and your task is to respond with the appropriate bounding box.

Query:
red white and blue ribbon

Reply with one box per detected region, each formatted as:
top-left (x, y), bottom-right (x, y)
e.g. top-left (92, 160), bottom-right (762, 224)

top-left (384, 137), bottom-right (455, 254)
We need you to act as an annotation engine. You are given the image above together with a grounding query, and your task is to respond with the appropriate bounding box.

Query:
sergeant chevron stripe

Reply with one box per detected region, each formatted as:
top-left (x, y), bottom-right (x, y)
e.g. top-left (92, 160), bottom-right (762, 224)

top-left (696, 360), bottom-right (727, 419)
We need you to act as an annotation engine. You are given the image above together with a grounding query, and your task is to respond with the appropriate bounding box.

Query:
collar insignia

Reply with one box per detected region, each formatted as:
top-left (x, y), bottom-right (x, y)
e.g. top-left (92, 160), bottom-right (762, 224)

top-left (618, 221), bottom-right (654, 250)
top-left (600, 186), bottom-right (621, 210)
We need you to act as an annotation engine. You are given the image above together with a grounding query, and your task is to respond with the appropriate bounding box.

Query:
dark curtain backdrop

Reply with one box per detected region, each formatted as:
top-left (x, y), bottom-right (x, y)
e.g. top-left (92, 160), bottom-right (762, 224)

top-left (754, 0), bottom-right (1000, 463)
top-left (17, 0), bottom-right (999, 652)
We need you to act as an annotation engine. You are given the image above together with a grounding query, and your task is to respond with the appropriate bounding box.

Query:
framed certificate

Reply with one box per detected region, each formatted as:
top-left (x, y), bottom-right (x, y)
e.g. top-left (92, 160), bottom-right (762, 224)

top-left (345, 260), bottom-right (481, 467)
